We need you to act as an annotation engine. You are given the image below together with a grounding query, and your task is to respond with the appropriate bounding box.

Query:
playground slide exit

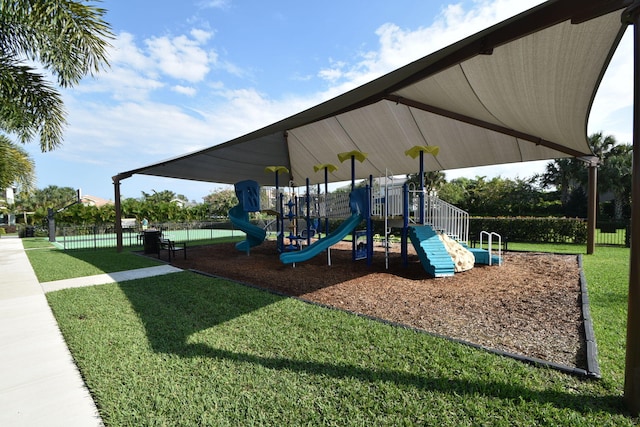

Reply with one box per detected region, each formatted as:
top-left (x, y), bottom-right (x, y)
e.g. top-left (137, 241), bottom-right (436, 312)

top-left (228, 204), bottom-right (266, 252)
top-left (279, 213), bottom-right (363, 265)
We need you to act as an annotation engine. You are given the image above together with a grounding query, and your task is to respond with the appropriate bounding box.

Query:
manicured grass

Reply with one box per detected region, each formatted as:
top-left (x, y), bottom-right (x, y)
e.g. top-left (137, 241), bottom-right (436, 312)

top-left (26, 247), bottom-right (162, 282)
top-left (25, 236), bottom-right (242, 282)
top-left (21, 237), bottom-right (58, 249)
top-left (581, 246), bottom-right (630, 387)
top-left (41, 243), bottom-right (638, 425)
top-left (504, 242), bottom-right (587, 254)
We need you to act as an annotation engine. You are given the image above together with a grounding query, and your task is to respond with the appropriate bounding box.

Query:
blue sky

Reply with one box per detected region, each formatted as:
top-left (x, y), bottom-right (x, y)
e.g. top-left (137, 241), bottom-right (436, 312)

top-left (22, 0), bottom-right (634, 203)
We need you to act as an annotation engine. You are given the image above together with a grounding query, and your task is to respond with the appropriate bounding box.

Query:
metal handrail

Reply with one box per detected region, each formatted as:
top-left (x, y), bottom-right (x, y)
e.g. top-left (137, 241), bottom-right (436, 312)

top-left (370, 180), bottom-right (469, 243)
top-left (480, 230), bottom-right (502, 266)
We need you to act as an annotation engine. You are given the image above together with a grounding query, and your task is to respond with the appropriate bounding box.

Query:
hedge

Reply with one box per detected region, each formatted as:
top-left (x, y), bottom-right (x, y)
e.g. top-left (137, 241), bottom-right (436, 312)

top-left (469, 217), bottom-right (587, 244)
top-left (278, 216), bottom-right (588, 245)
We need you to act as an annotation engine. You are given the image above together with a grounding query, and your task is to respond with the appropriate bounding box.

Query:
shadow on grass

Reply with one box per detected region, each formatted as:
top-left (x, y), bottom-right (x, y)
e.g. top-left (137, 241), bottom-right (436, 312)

top-left (119, 273), bottom-right (630, 419)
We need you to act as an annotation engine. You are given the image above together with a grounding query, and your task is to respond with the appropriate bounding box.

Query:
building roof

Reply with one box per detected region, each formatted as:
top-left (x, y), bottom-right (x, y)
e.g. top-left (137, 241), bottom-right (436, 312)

top-left (80, 195), bottom-right (113, 207)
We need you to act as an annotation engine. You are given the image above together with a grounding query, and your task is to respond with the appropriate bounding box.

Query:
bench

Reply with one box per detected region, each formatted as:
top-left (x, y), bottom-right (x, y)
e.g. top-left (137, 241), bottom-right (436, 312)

top-left (158, 238), bottom-right (187, 261)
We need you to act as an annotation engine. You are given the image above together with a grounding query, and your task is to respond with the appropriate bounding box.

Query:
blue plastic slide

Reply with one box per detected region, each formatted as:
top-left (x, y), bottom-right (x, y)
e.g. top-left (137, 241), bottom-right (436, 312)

top-left (228, 204), bottom-right (266, 253)
top-left (280, 213), bottom-right (362, 264)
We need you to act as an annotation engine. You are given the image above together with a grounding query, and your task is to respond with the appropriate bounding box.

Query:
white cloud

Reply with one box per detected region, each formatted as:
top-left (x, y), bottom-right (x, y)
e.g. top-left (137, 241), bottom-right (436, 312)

top-left (146, 33), bottom-right (214, 82)
top-left (197, 0), bottom-right (231, 10)
top-left (190, 28), bottom-right (214, 44)
top-left (74, 29), bottom-right (223, 101)
top-left (110, 32), bottom-right (155, 71)
top-left (172, 85), bottom-right (197, 96)
top-left (317, 60), bottom-right (346, 83)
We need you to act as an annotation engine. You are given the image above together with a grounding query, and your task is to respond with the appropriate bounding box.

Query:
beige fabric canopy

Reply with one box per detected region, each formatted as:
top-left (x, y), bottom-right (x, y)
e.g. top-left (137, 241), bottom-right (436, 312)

top-left (115, 0), bottom-right (631, 187)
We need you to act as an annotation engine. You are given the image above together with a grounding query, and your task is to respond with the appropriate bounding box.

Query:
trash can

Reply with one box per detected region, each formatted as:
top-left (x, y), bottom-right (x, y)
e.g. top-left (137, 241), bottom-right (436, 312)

top-left (143, 230), bottom-right (161, 254)
top-left (25, 226), bottom-right (35, 238)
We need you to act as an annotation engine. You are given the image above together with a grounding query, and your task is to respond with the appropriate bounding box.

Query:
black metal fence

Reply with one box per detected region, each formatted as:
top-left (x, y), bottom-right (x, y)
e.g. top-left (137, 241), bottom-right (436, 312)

top-left (53, 221), bottom-right (239, 250)
top-left (596, 221), bottom-right (631, 247)
top-left (21, 218), bottom-right (631, 249)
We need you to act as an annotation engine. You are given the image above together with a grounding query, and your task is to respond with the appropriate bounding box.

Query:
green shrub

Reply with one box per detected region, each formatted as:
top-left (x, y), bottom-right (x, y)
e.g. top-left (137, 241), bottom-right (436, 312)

top-left (469, 217), bottom-right (587, 244)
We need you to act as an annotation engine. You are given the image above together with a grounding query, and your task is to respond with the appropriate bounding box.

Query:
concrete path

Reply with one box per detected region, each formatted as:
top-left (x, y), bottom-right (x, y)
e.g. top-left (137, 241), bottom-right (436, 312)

top-left (41, 264), bottom-right (182, 293)
top-left (0, 236), bottom-right (181, 426)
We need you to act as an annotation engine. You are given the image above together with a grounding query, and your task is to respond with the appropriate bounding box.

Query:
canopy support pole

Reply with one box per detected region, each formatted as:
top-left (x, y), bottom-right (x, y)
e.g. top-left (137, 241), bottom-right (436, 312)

top-left (587, 164), bottom-right (597, 255)
top-left (419, 150), bottom-right (425, 225)
top-left (112, 173), bottom-right (131, 253)
top-left (113, 177), bottom-right (123, 252)
top-left (623, 0), bottom-right (640, 416)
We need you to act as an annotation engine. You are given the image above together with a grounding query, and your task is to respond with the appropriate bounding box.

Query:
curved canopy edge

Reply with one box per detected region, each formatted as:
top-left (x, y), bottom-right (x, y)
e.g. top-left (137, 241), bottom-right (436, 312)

top-left (115, 0), bottom-right (631, 187)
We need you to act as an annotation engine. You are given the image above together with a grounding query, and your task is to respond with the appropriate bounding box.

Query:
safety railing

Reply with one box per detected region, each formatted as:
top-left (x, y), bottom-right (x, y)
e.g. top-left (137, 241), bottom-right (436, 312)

top-left (423, 194), bottom-right (469, 243)
top-left (480, 230), bottom-right (502, 266)
top-left (370, 181), bottom-right (469, 244)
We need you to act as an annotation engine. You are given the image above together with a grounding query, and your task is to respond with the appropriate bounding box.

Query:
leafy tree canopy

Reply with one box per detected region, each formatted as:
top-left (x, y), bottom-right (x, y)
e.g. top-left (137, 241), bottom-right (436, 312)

top-left (0, 134), bottom-right (34, 192)
top-left (203, 189), bottom-right (237, 217)
top-left (0, 0), bottom-right (113, 151)
top-left (141, 190), bottom-right (188, 204)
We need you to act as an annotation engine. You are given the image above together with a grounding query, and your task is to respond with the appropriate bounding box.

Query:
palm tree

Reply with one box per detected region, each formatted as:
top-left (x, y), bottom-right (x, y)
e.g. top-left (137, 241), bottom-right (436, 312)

top-left (0, 0), bottom-right (113, 151)
top-left (537, 157), bottom-right (584, 207)
top-left (589, 131), bottom-right (617, 162)
top-left (600, 143), bottom-right (633, 219)
top-left (538, 132), bottom-right (619, 216)
top-left (0, 135), bottom-right (35, 192)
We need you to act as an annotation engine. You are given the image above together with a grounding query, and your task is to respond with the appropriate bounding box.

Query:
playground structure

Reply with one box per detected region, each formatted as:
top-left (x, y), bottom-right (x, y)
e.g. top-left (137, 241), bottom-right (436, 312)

top-left (228, 180), bottom-right (266, 255)
top-left (228, 148), bottom-right (502, 276)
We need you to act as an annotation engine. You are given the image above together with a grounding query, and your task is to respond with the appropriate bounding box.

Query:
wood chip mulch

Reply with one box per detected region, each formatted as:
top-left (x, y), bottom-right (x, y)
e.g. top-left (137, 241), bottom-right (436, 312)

top-left (166, 240), bottom-right (586, 370)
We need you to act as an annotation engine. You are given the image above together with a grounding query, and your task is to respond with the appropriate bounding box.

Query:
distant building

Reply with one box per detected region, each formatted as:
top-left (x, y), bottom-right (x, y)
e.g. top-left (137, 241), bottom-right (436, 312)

top-left (2, 187), bottom-right (15, 205)
top-left (1, 188), bottom-right (16, 225)
top-left (80, 195), bottom-right (113, 207)
top-left (170, 198), bottom-right (185, 208)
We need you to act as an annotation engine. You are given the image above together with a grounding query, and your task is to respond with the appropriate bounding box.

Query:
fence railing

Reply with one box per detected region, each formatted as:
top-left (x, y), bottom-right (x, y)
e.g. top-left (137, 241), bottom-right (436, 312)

top-left (28, 215), bottom-right (630, 250)
top-left (596, 221), bottom-right (630, 247)
top-left (421, 194), bottom-right (469, 243)
top-left (55, 221), bottom-right (241, 250)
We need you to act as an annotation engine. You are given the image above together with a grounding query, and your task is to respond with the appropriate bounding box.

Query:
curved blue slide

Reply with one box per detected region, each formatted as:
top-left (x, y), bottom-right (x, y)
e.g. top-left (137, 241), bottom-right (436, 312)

top-left (280, 213), bottom-right (362, 264)
top-left (228, 204), bottom-right (266, 253)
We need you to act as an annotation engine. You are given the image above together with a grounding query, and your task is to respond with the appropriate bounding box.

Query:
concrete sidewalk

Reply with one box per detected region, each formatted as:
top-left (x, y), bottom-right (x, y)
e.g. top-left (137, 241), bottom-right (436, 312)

top-left (41, 264), bottom-right (182, 293)
top-left (0, 236), bottom-right (181, 426)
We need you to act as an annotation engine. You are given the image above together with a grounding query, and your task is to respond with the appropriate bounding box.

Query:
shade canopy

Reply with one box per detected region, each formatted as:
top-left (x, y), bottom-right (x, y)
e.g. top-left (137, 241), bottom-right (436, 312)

top-left (115, 0), bottom-right (631, 187)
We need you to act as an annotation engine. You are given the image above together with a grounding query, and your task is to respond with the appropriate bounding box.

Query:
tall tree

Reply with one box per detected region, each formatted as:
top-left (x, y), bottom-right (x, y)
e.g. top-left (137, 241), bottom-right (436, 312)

top-left (589, 131), bottom-right (617, 162)
top-left (0, 135), bottom-right (34, 192)
top-left (537, 157), bottom-right (585, 207)
top-left (0, 0), bottom-right (113, 151)
top-left (537, 132), bottom-right (622, 217)
top-left (203, 189), bottom-right (238, 217)
top-left (600, 143), bottom-right (633, 219)
top-left (141, 190), bottom-right (188, 204)
top-left (406, 171), bottom-right (446, 195)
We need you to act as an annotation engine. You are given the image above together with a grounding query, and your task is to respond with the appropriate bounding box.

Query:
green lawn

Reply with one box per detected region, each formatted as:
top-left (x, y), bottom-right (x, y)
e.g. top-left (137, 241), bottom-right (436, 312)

top-left (26, 245), bottom-right (163, 282)
top-left (40, 242), bottom-right (637, 426)
top-left (25, 236), bottom-right (243, 282)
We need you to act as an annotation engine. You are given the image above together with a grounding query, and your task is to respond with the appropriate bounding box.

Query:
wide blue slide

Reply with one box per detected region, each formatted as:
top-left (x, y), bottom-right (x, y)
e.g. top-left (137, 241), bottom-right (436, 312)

top-left (279, 213), bottom-right (362, 264)
top-left (228, 203), bottom-right (266, 253)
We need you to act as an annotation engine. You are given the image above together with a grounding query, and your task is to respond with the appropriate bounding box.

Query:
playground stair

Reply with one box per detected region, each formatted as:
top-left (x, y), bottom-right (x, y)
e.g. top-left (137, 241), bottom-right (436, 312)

top-left (408, 225), bottom-right (455, 277)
